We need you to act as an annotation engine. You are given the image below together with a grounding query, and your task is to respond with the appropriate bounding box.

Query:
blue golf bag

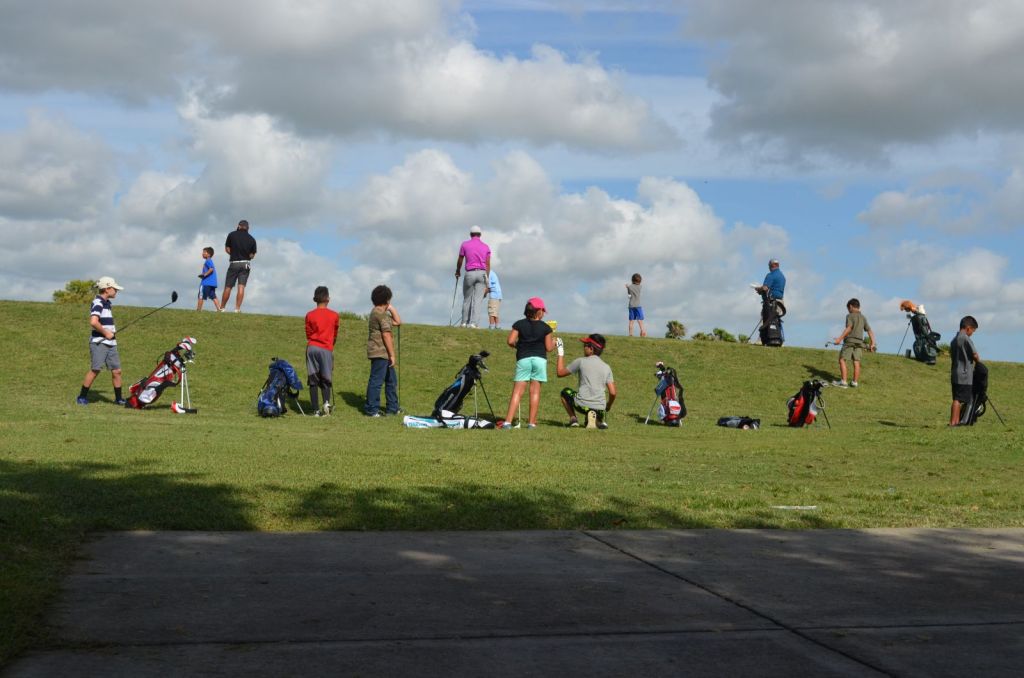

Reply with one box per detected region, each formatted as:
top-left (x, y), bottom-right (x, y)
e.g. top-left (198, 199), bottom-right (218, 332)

top-left (257, 358), bottom-right (304, 417)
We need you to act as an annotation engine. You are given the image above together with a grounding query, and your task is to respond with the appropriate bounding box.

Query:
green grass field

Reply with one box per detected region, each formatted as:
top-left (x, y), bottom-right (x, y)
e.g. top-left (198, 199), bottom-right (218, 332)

top-left (1, 299), bottom-right (1022, 663)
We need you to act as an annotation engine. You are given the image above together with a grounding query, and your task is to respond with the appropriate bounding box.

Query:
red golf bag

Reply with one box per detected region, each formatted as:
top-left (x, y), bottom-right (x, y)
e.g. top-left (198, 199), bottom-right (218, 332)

top-left (126, 337), bottom-right (196, 410)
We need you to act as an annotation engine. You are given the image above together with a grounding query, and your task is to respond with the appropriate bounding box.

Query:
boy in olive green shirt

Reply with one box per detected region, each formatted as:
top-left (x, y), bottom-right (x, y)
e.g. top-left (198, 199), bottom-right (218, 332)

top-left (833, 298), bottom-right (877, 387)
top-left (364, 285), bottom-right (402, 416)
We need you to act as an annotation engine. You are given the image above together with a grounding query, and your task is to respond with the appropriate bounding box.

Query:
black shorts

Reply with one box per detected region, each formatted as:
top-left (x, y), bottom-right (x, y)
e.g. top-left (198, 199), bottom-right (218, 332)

top-left (951, 383), bottom-right (972, 403)
top-left (225, 262), bottom-right (251, 287)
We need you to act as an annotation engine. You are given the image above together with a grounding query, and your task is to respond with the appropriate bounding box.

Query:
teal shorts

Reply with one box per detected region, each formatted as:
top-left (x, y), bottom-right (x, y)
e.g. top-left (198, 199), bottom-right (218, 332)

top-left (514, 356), bottom-right (548, 382)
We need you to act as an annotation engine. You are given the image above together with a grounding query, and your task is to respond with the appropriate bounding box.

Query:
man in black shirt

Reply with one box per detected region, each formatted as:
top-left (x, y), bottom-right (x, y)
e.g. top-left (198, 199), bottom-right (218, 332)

top-left (220, 219), bottom-right (258, 312)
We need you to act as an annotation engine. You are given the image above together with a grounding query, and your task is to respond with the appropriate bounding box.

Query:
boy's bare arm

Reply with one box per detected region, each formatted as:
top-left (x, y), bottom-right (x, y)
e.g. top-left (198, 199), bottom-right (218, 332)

top-left (387, 305), bottom-right (402, 325)
top-left (382, 331), bottom-right (396, 366)
top-left (556, 354), bottom-right (571, 378)
top-left (606, 382), bottom-right (617, 411)
top-left (868, 329), bottom-right (878, 351)
top-left (834, 325), bottom-right (852, 343)
top-left (90, 315), bottom-right (113, 339)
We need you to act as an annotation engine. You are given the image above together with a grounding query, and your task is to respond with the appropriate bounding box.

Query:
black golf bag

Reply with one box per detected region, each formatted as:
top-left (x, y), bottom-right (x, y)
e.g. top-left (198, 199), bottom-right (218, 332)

top-left (959, 362), bottom-right (989, 426)
top-left (758, 291), bottom-right (786, 347)
top-left (909, 312), bottom-right (940, 365)
top-left (257, 358), bottom-right (304, 417)
top-left (653, 362), bottom-right (686, 426)
top-left (126, 337), bottom-right (196, 410)
top-left (787, 380), bottom-right (827, 427)
top-left (412, 351), bottom-right (495, 428)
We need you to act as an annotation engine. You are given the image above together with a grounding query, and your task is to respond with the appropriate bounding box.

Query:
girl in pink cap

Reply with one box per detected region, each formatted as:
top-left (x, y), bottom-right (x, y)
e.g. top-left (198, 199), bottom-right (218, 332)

top-left (502, 297), bottom-right (554, 428)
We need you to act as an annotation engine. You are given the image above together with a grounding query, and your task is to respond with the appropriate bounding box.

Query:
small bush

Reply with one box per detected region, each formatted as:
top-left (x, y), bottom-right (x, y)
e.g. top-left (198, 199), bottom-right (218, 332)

top-left (52, 280), bottom-right (95, 304)
top-left (712, 328), bottom-right (737, 343)
top-left (665, 320), bottom-right (687, 339)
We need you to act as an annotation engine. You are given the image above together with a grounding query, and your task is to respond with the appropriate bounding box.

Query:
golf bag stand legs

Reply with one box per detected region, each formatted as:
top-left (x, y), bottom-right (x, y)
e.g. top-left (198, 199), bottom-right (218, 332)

top-left (472, 379), bottom-right (498, 421)
top-left (987, 397), bottom-right (1008, 427)
top-left (644, 394), bottom-right (660, 424)
top-left (897, 319), bottom-right (912, 356)
top-left (817, 394), bottom-right (831, 429)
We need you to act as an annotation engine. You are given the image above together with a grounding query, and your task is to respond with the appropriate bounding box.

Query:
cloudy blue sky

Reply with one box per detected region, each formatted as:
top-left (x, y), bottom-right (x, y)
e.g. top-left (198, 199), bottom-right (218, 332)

top-left (2, 0), bottom-right (1022, 360)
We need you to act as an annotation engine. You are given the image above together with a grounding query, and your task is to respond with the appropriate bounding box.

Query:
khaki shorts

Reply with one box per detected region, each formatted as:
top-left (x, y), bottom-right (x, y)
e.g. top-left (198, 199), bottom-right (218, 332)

top-left (487, 298), bottom-right (501, 317)
top-left (839, 344), bottom-right (864, 362)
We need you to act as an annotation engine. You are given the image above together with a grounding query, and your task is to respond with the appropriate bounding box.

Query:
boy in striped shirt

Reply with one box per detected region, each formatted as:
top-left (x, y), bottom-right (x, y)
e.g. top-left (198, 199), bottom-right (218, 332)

top-left (77, 276), bottom-right (125, 405)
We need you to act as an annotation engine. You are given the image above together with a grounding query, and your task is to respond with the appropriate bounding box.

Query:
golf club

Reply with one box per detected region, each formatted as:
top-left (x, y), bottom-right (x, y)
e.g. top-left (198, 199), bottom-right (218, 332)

top-left (448, 278), bottom-right (459, 326)
top-left (117, 291), bottom-right (178, 334)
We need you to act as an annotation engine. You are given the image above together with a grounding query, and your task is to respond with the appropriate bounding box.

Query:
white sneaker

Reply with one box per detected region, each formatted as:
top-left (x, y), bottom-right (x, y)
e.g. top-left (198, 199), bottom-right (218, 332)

top-left (850, 381), bottom-right (858, 388)
top-left (832, 380), bottom-right (848, 388)
top-left (469, 323), bottom-right (478, 329)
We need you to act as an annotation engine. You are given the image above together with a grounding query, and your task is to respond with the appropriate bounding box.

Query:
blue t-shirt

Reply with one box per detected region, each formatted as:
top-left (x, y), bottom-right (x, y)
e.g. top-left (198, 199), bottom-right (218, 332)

top-left (202, 258), bottom-right (218, 287)
top-left (488, 271), bottom-right (502, 300)
top-left (763, 268), bottom-right (786, 299)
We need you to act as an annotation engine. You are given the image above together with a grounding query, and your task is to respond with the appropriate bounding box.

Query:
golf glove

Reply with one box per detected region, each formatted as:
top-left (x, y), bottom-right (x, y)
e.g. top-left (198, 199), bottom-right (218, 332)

top-left (555, 337), bottom-right (564, 356)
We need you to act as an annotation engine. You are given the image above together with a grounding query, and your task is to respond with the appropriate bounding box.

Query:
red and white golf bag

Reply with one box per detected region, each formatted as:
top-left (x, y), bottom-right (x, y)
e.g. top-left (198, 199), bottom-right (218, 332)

top-left (126, 337), bottom-right (196, 410)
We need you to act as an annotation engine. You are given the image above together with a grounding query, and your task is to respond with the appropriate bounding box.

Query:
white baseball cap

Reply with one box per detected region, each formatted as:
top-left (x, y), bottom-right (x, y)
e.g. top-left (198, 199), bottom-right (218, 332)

top-left (96, 276), bottom-right (124, 290)
top-left (469, 225), bottom-right (482, 235)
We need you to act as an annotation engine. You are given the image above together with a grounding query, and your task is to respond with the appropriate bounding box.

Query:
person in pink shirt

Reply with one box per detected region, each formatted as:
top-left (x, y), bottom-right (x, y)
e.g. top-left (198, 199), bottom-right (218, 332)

top-left (454, 225), bottom-right (491, 328)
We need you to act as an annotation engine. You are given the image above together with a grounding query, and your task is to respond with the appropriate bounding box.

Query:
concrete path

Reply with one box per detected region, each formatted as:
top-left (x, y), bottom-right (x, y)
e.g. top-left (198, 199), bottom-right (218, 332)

top-left (8, 529), bottom-right (1024, 677)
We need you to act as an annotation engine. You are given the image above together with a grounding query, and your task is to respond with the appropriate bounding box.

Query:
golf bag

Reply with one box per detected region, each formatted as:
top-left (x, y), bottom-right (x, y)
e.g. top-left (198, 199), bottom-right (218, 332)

top-left (653, 362), bottom-right (686, 426)
top-left (910, 312), bottom-right (940, 365)
top-left (758, 291), bottom-right (786, 347)
top-left (959, 362), bottom-right (989, 426)
top-left (717, 416), bottom-right (760, 430)
top-left (405, 351), bottom-right (496, 429)
top-left (787, 380), bottom-right (826, 427)
top-left (257, 358), bottom-right (303, 417)
top-left (126, 337), bottom-right (196, 410)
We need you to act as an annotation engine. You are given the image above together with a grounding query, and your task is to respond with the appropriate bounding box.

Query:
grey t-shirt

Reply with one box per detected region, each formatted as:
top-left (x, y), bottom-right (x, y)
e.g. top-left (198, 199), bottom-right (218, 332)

top-left (843, 312), bottom-right (871, 347)
top-left (626, 283), bottom-right (642, 308)
top-left (950, 331), bottom-right (977, 385)
top-left (567, 355), bottom-right (614, 410)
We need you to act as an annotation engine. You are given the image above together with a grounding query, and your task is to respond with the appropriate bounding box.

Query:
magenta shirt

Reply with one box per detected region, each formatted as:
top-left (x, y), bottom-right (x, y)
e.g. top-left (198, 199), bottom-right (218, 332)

top-left (459, 237), bottom-right (491, 271)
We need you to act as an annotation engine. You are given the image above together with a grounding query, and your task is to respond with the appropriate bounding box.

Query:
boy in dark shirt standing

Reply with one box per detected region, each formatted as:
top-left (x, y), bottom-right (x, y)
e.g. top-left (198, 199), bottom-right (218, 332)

top-left (365, 285), bottom-right (402, 417)
top-left (950, 316), bottom-right (980, 426)
top-left (221, 219), bottom-right (257, 313)
top-left (77, 276), bottom-right (125, 405)
top-left (305, 286), bottom-right (339, 416)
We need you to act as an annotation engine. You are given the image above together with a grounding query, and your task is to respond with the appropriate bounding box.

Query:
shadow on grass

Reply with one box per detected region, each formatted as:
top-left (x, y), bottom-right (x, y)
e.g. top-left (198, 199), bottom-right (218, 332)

top-left (337, 389), bottom-right (366, 413)
top-left (802, 364), bottom-right (837, 382)
top-left (283, 482), bottom-right (816, 531)
top-left (0, 459), bottom-right (253, 666)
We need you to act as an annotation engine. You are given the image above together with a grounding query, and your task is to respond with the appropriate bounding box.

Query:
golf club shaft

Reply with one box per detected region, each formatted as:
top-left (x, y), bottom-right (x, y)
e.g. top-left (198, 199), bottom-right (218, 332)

top-left (117, 302), bottom-right (173, 334)
top-left (116, 292), bottom-right (178, 334)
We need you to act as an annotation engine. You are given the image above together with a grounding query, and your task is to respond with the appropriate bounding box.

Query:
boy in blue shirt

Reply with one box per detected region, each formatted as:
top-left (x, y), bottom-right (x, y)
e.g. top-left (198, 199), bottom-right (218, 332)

top-left (196, 246), bottom-right (222, 312)
top-left (487, 270), bottom-right (502, 329)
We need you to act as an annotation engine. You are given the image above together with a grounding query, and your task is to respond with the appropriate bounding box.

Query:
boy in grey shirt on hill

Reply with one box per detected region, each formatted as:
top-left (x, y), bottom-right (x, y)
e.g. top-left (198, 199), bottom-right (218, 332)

top-left (832, 298), bottom-right (877, 388)
top-left (555, 333), bottom-right (617, 429)
top-left (626, 273), bottom-right (646, 337)
top-left (950, 315), bottom-right (980, 426)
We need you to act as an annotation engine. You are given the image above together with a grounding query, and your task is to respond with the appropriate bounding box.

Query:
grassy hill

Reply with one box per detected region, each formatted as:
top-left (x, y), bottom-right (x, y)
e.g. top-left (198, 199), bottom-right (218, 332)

top-left (1, 299), bottom-right (1022, 662)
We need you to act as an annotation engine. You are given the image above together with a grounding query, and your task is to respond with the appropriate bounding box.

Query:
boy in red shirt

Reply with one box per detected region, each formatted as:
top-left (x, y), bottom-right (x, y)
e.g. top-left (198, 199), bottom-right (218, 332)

top-left (305, 286), bottom-right (340, 416)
